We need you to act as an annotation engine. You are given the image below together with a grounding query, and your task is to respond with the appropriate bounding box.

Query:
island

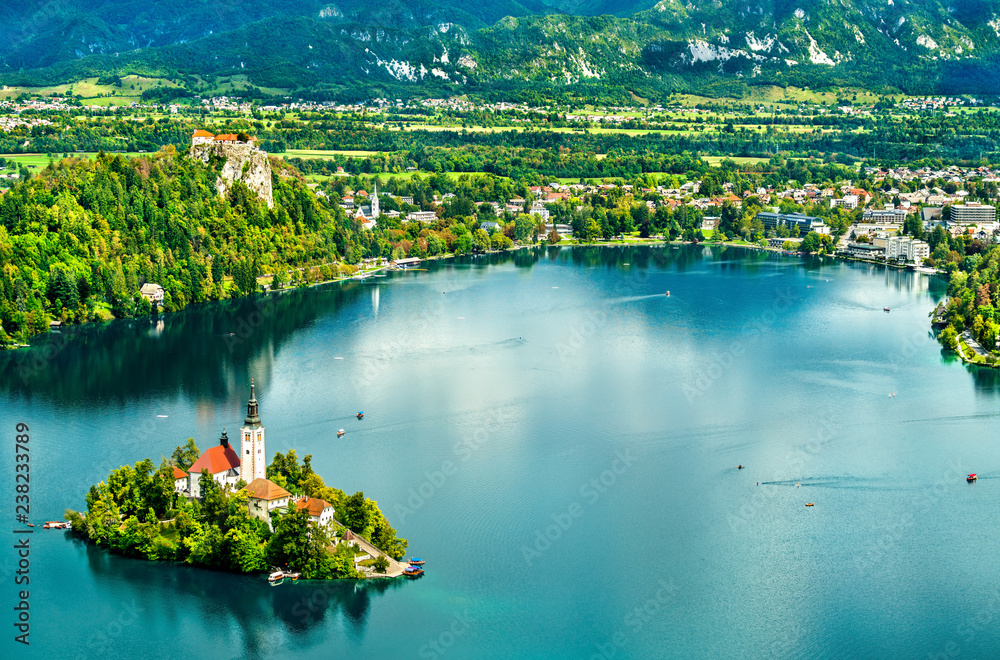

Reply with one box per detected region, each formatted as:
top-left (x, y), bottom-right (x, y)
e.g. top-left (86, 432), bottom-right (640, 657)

top-left (66, 381), bottom-right (411, 580)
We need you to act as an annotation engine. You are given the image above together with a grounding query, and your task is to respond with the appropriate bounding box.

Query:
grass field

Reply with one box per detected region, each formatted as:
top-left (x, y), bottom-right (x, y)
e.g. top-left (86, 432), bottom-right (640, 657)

top-left (281, 149), bottom-right (382, 159)
top-left (0, 151), bottom-right (148, 172)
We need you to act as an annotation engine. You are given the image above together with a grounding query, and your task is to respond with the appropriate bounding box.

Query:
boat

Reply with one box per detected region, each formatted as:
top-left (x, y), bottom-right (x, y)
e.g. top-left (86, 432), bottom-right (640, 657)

top-left (408, 558), bottom-right (425, 566)
top-left (403, 566), bottom-right (424, 578)
top-left (43, 521), bottom-right (69, 529)
top-left (268, 570), bottom-right (285, 583)
top-left (665, 291), bottom-right (670, 297)
top-left (967, 473), bottom-right (978, 482)
top-left (805, 503), bottom-right (815, 507)
top-left (884, 307), bottom-right (891, 313)
top-left (338, 429), bottom-right (346, 437)
top-left (286, 572), bottom-right (301, 580)
top-left (357, 411), bottom-right (365, 419)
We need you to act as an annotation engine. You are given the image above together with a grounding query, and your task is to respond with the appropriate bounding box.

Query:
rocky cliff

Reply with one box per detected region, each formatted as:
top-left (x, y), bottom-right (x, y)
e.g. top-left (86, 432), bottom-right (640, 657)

top-left (189, 142), bottom-right (274, 209)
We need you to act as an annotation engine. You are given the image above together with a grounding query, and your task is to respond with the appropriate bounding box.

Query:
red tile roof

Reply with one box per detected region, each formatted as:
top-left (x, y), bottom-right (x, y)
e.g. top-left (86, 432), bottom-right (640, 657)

top-left (296, 496), bottom-right (331, 516)
top-left (243, 478), bottom-right (291, 501)
top-left (188, 444), bottom-right (240, 475)
top-left (172, 466), bottom-right (188, 480)
top-left (192, 129), bottom-right (214, 138)
top-left (214, 133), bottom-right (238, 142)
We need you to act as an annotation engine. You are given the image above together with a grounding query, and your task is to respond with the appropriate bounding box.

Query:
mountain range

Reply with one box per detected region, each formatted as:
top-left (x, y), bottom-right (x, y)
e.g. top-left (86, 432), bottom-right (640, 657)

top-left (3, 1), bottom-right (1000, 97)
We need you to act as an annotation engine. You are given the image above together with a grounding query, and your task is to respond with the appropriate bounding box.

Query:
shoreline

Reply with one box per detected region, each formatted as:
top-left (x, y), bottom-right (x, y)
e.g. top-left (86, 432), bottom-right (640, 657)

top-left (3, 237), bottom-right (945, 352)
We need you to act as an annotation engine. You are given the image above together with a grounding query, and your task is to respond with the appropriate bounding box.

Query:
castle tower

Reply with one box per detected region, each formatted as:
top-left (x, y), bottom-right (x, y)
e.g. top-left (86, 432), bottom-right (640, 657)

top-left (241, 379), bottom-right (266, 482)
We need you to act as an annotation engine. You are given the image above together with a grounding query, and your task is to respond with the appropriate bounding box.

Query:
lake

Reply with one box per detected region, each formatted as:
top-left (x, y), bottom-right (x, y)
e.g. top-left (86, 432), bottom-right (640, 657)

top-left (4, 244), bottom-right (999, 659)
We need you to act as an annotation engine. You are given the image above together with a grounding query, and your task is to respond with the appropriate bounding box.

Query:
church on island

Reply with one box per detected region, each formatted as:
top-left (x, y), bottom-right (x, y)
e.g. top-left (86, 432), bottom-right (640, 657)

top-left (173, 381), bottom-right (334, 531)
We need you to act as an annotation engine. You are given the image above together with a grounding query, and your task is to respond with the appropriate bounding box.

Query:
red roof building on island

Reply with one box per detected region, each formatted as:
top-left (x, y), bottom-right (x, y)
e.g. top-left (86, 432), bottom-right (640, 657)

top-left (172, 466), bottom-right (188, 480)
top-left (188, 443), bottom-right (241, 475)
top-left (186, 429), bottom-right (241, 498)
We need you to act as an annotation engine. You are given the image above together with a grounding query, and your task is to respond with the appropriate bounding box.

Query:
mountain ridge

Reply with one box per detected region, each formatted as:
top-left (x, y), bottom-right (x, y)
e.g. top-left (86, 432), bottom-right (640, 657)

top-left (2, 0), bottom-right (1000, 96)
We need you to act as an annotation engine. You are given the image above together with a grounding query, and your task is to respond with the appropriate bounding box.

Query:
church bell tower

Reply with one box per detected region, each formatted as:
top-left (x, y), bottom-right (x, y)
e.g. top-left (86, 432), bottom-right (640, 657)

top-left (241, 379), bottom-right (266, 482)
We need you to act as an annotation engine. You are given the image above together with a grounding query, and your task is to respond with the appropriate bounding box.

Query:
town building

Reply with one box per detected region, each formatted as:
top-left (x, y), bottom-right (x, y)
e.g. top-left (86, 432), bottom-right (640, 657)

top-left (844, 243), bottom-right (886, 259)
top-left (950, 202), bottom-right (996, 225)
top-left (887, 236), bottom-right (930, 263)
top-left (756, 212), bottom-right (820, 234)
top-left (406, 211), bottom-right (438, 223)
top-left (354, 183), bottom-right (380, 230)
top-left (862, 208), bottom-right (908, 223)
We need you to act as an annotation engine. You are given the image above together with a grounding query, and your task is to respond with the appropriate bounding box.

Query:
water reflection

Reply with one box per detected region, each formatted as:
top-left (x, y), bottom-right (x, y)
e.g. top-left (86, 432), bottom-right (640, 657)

top-left (75, 537), bottom-right (403, 647)
top-left (0, 244), bottom-right (949, 407)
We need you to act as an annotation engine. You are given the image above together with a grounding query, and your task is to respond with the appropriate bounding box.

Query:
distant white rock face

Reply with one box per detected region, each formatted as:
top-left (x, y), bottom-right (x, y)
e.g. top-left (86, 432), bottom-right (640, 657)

top-left (916, 34), bottom-right (938, 50)
top-left (805, 30), bottom-right (835, 65)
top-left (318, 4), bottom-right (341, 19)
top-left (745, 31), bottom-right (777, 52)
top-left (794, 8), bottom-right (805, 19)
top-left (457, 54), bottom-right (477, 69)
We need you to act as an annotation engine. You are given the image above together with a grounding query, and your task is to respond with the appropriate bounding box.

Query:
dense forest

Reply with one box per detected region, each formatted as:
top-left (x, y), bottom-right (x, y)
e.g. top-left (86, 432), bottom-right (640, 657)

top-left (67, 444), bottom-right (406, 578)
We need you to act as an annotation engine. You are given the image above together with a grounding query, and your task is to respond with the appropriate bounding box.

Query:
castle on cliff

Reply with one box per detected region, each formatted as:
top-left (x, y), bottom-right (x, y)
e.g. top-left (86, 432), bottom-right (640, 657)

top-left (189, 130), bottom-right (273, 209)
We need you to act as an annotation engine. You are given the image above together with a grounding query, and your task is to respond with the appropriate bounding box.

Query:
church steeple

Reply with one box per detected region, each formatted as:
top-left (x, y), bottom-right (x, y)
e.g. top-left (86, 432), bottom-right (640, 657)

top-left (241, 378), bottom-right (266, 482)
top-left (244, 379), bottom-right (261, 427)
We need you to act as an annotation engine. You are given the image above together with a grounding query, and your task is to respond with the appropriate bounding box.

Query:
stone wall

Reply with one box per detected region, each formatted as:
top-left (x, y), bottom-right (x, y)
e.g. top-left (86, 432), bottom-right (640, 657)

top-left (189, 142), bottom-right (274, 209)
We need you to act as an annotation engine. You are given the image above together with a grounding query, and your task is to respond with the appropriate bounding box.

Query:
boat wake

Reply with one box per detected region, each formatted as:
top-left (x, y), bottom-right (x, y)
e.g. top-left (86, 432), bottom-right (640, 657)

top-left (759, 476), bottom-right (884, 489)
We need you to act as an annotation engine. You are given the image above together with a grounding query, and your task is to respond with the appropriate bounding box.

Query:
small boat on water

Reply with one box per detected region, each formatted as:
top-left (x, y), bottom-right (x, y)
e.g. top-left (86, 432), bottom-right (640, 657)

top-left (665, 291), bottom-right (670, 297)
top-left (408, 558), bottom-right (425, 566)
top-left (268, 570), bottom-right (286, 583)
top-left (357, 411), bottom-right (365, 419)
top-left (43, 521), bottom-right (69, 529)
top-left (403, 566), bottom-right (424, 578)
top-left (884, 307), bottom-right (891, 313)
top-left (286, 572), bottom-right (301, 581)
top-left (968, 473), bottom-right (978, 482)
top-left (338, 429), bottom-right (346, 437)
top-left (805, 503), bottom-right (815, 507)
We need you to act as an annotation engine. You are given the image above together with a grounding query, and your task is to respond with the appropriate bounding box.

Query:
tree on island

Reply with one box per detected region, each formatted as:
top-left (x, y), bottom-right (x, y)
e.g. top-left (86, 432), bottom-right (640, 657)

top-left (170, 438), bottom-right (201, 470)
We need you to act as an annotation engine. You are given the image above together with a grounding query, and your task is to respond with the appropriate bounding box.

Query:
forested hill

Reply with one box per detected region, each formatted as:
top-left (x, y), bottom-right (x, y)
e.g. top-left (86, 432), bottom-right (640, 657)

top-left (3, 0), bottom-right (1000, 96)
top-left (0, 148), bottom-right (366, 344)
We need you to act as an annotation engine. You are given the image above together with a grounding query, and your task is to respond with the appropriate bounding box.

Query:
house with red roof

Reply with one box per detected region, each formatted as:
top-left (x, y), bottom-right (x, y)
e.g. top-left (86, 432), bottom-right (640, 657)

top-left (192, 129), bottom-right (215, 145)
top-left (172, 466), bottom-right (189, 494)
top-left (186, 429), bottom-right (242, 498)
top-left (244, 478), bottom-right (291, 527)
top-left (296, 496), bottom-right (335, 528)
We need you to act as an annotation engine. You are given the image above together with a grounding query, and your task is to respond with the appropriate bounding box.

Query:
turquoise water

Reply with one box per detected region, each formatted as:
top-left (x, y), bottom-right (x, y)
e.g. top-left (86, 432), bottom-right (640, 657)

top-left (4, 245), bottom-right (1000, 658)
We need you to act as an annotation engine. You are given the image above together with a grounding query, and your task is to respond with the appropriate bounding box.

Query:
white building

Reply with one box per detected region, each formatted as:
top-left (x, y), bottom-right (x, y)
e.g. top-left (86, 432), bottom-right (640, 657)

top-left (831, 194), bottom-right (859, 209)
top-left (950, 202), bottom-right (996, 225)
top-left (191, 129), bottom-right (215, 145)
top-left (139, 283), bottom-right (164, 303)
top-left (296, 496), bottom-right (335, 528)
top-left (887, 236), bottom-right (930, 263)
top-left (173, 467), bottom-right (189, 494)
top-left (406, 211), bottom-right (438, 223)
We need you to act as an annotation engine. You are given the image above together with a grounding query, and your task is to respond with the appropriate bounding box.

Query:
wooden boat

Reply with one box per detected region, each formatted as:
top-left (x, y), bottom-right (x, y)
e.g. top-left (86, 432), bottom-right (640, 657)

top-left (357, 411), bottom-right (365, 419)
top-left (967, 473), bottom-right (978, 482)
top-left (805, 503), bottom-right (815, 507)
top-left (403, 566), bottom-right (424, 578)
top-left (337, 429), bottom-right (346, 437)
top-left (408, 558), bottom-right (425, 566)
